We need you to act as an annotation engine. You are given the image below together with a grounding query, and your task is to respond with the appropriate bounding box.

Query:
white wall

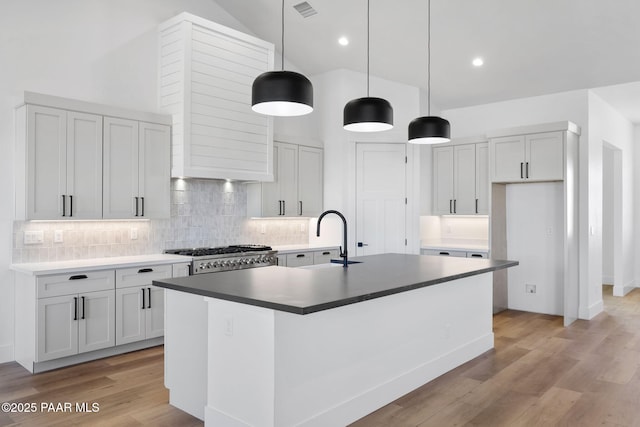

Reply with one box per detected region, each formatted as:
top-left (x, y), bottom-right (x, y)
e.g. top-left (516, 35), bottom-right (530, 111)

top-left (0, 0), bottom-right (287, 364)
top-left (587, 93), bottom-right (635, 296)
top-left (636, 125), bottom-right (640, 286)
top-left (602, 146), bottom-right (614, 284)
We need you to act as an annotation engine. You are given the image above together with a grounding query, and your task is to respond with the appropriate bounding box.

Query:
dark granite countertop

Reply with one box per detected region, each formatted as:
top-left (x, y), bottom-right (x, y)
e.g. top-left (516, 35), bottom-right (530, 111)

top-left (153, 253), bottom-right (518, 315)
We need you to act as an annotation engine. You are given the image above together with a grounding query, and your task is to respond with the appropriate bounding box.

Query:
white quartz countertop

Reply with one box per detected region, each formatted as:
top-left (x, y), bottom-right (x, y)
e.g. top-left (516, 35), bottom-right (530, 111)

top-left (272, 244), bottom-right (340, 254)
top-left (10, 254), bottom-right (191, 275)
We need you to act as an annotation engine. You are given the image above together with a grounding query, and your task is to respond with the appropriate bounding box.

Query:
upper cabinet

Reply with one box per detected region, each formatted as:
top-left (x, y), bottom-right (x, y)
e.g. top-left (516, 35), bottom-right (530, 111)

top-left (159, 13), bottom-right (275, 181)
top-left (15, 92), bottom-right (171, 220)
top-left (103, 119), bottom-right (170, 219)
top-left (248, 142), bottom-right (323, 217)
top-left (432, 141), bottom-right (488, 215)
top-left (489, 131), bottom-right (564, 183)
top-left (17, 105), bottom-right (103, 220)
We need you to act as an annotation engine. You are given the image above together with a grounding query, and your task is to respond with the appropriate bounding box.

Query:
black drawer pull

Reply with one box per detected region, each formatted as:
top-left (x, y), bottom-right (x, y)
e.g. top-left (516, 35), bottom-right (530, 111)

top-left (296, 254), bottom-right (306, 258)
top-left (69, 274), bottom-right (88, 280)
top-left (138, 268), bottom-right (154, 273)
top-left (439, 252), bottom-right (450, 256)
top-left (322, 251), bottom-right (331, 255)
top-left (471, 254), bottom-right (483, 258)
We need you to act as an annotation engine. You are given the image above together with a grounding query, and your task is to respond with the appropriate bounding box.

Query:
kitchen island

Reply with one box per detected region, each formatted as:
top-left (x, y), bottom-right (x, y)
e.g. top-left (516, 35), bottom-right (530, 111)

top-left (153, 253), bottom-right (517, 426)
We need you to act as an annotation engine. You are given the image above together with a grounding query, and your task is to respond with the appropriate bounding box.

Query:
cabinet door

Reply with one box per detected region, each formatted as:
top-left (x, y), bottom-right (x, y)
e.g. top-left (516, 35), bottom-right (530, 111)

top-left (66, 111), bottom-right (103, 219)
top-left (26, 105), bottom-right (67, 220)
top-left (145, 287), bottom-right (164, 339)
top-left (490, 135), bottom-right (525, 182)
top-left (37, 295), bottom-right (78, 362)
top-left (432, 146), bottom-right (454, 215)
top-left (261, 144), bottom-right (281, 217)
top-left (138, 122), bottom-right (171, 218)
top-left (298, 146), bottom-right (323, 216)
top-left (115, 286), bottom-right (145, 345)
top-left (453, 144), bottom-right (476, 214)
top-left (526, 132), bottom-right (564, 181)
top-left (286, 252), bottom-right (314, 267)
top-left (278, 143), bottom-right (298, 216)
top-left (78, 290), bottom-right (115, 354)
top-left (475, 143), bottom-right (489, 214)
top-left (103, 117), bottom-right (139, 218)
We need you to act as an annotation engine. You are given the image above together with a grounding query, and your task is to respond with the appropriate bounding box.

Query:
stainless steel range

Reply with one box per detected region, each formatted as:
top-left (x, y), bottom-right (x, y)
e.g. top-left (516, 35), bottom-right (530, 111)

top-left (164, 245), bottom-right (277, 275)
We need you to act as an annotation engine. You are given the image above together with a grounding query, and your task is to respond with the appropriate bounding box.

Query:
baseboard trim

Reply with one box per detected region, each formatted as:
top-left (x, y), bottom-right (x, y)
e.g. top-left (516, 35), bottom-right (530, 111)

top-left (580, 300), bottom-right (603, 320)
top-left (0, 344), bottom-right (13, 364)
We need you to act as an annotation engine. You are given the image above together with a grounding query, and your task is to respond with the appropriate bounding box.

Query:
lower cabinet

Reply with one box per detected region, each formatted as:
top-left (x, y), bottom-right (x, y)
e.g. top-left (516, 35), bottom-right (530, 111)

top-left (421, 249), bottom-right (489, 258)
top-left (115, 265), bottom-right (171, 345)
top-left (37, 289), bottom-right (115, 362)
top-left (276, 248), bottom-right (340, 267)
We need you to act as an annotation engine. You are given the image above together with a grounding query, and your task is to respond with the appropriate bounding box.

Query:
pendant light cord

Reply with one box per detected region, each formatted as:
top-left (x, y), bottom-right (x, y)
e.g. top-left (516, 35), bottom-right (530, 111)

top-left (366, 0), bottom-right (370, 97)
top-left (281, 0), bottom-right (285, 71)
top-left (427, 0), bottom-right (431, 116)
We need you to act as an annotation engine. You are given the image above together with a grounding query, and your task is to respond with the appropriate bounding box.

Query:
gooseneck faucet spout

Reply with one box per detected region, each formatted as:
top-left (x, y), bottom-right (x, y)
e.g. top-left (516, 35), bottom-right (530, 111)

top-left (316, 210), bottom-right (348, 268)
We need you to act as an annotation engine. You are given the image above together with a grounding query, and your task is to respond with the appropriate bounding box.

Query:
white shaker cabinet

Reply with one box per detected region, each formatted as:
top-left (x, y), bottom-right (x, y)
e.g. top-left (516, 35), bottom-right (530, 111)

top-left (248, 143), bottom-right (323, 217)
top-left (16, 105), bottom-right (103, 220)
top-left (433, 142), bottom-right (487, 215)
top-left (103, 118), bottom-right (170, 219)
top-left (36, 271), bottom-right (115, 362)
top-left (490, 131), bottom-right (563, 182)
top-left (115, 265), bottom-right (171, 345)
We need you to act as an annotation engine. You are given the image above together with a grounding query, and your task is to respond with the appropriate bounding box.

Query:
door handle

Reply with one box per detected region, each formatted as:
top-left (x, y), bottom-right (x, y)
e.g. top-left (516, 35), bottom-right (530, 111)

top-left (449, 199), bottom-right (452, 214)
top-left (69, 195), bottom-right (73, 217)
top-left (278, 200), bottom-right (283, 215)
top-left (73, 297), bottom-right (78, 320)
top-left (475, 198), bottom-right (479, 214)
top-left (282, 200), bottom-right (286, 215)
top-left (453, 199), bottom-right (457, 214)
top-left (141, 196), bottom-right (145, 217)
top-left (299, 201), bottom-right (302, 216)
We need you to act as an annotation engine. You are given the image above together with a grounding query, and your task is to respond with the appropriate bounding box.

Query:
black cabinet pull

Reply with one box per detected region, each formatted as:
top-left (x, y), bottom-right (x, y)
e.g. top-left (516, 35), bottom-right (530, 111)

top-left (475, 198), bottom-right (479, 214)
top-left (147, 288), bottom-right (152, 309)
top-left (282, 200), bottom-right (286, 215)
top-left (453, 199), bottom-right (457, 214)
top-left (141, 288), bottom-right (146, 310)
top-left (278, 200), bottom-right (282, 215)
top-left (520, 162), bottom-right (524, 179)
top-left (69, 274), bottom-right (88, 280)
top-left (73, 297), bottom-right (78, 320)
top-left (471, 254), bottom-right (483, 258)
top-left (322, 251), bottom-right (331, 255)
top-left (141, 197), bottom-right (145, 217)
top-left (449, 199), bottom-right (452, 214)
top-left (62, 195), bottom-right (66, 217)
top-left (526, 162), bottom-right (529, 179)
top-left (138, 268), bottom-right (153, 273)
top-left (81, 296), bottom-right (86, 319)
top-left (299, 201), bottom-right (302, 216)
top-left (134, 196), bottom-right (139, 216)
top-left (296, 254), bottom-right (305, 258)
top-left (69, 195), bottom-right (73, 217)
top-left (439, 251), bottom-right (450, 256)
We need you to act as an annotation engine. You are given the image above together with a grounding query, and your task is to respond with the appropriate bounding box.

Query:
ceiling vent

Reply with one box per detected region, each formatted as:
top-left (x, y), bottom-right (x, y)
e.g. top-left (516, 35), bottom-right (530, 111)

top-left (293, 2), bottom-right (317, 18)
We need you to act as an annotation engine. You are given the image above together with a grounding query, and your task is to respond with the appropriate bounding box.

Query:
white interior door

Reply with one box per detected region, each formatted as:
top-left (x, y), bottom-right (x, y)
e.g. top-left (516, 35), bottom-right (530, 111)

top-left (356, 143), bottom-right (407, 256)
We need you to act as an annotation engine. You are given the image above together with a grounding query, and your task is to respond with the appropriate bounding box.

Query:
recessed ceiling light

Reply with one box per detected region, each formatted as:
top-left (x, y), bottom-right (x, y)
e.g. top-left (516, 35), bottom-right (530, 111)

top-left (472, 57), bottom-right (484, 67)
top-left (338, 36), bottom-right (349, 46)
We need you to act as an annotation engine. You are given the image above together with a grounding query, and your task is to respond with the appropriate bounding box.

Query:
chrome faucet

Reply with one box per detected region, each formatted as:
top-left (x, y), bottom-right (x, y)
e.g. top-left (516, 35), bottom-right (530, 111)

top-left (316, 210), bottom-right (348, 268)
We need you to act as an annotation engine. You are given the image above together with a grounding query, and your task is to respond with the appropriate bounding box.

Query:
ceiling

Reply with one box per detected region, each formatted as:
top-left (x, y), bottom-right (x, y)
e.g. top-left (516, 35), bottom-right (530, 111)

top-left (215, 0), bottom-right (640, 121)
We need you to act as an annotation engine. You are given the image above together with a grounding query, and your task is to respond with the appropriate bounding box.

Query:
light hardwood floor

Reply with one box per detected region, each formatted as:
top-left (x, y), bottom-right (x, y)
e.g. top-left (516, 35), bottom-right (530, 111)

top-left (1, 285), bottom-right (639, 426)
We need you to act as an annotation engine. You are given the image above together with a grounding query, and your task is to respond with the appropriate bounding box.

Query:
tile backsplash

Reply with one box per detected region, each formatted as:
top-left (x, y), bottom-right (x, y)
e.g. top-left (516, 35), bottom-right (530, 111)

top-left (13, 179), bottom-right (309, 263)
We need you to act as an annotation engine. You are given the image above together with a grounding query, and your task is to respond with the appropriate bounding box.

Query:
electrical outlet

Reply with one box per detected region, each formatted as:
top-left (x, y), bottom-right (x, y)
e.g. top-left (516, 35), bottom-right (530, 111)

top-left (526, 284), bottom-right (536, 294)
top-left (260, 223), bottom-right (266, 234)
top-left (24, 230), bottom-right (44, 245)
top-left (54, 230), bottom-right (64, 243)
top-left (224, 316), bottom-right (233, 336)
top-left (130, 228), bottom-right (138, 240)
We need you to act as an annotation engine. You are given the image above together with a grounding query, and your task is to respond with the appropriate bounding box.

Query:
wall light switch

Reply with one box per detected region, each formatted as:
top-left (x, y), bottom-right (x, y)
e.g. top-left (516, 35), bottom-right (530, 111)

top-left (130, 228), bottom-right (138, 240)
top-left (54, 230), bottom-right (63, 243)
top-left (24, 230), bottom-right (44, 245)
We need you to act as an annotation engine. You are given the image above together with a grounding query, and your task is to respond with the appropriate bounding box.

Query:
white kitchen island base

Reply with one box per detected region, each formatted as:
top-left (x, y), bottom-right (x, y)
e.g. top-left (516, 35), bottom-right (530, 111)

top-left (203, 273), bottom-right (493, 426)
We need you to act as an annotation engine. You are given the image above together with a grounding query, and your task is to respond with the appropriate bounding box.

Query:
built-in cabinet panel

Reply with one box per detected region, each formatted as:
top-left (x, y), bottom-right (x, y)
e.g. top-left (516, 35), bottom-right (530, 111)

top-left (490, 131), bottom-right (563, 183)
top-left (15, 93), bottom-right (171, 220)
top-left (21, 106), bottom-right (103, 220)
top-left (103, 119), bottom-right (170, 219)
top-left (248, 143), bottom-right (323, 217)
top-left (159, 12), bottom-right (274, 181)
top-left (433, 142), bottom-right (487, 215)
top-left (277, 248), bottom-right (340, 267)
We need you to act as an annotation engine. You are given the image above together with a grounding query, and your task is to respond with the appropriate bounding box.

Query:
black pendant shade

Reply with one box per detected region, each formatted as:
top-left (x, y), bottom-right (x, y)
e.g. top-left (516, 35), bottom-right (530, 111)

top-left (408, 116), bottom-right (451, 144)
top-left (343, 97), bottom-right (393, 132)
top-left (252, 70), bottom-right (313, 117)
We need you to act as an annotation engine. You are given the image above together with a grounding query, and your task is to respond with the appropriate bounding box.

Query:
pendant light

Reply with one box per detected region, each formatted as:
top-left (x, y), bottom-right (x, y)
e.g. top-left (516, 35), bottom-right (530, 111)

top-left (343, 0), bottom-right (393, 132)
top-left (252, 0), bottom-right (313, 116)
top-left (408, 0), bottom-right (450, 144)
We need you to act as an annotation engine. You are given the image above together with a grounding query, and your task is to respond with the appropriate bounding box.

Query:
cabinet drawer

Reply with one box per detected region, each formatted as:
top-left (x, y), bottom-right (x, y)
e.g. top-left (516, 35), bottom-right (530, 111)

top-left (421, 249), bottom-right (467, 258)
top-left (313, 249), bottom-right (339, 264)
top-left (466, 252), bottom-right (488, 259)
top-left (286, 252), bottom-right (314, 267)
top-left (37, 270), bottom-right (115, 298)
top-left (116, 264), bottom-right (173, 288)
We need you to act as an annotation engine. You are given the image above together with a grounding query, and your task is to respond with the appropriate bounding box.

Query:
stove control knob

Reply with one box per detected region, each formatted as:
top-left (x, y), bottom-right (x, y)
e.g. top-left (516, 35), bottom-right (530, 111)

top-left (212, 262), bottom-right (219, 268)
top-left (199, 263), bottom-right (206, 270)
top-left (249, 258), bottom-right (255, 264)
